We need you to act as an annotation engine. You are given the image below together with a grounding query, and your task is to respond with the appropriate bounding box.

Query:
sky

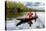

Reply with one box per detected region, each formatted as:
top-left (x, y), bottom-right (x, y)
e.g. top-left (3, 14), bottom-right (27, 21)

top-left (6, 0), bottom-right (45, 10)
top-left (7, 0), bottom-right (44, 2)
top-left (26, 2), bottom-right (45, 10)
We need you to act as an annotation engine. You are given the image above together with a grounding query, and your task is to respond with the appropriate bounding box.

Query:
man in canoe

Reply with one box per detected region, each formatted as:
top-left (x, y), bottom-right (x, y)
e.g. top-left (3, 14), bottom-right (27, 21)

top-left (16, 12), bottom-right (38, 26)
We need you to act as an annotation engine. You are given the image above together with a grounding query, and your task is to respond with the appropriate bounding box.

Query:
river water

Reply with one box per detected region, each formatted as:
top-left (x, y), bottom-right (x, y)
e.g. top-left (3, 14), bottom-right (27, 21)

top-left (6, 12), bottom-right (45, 30)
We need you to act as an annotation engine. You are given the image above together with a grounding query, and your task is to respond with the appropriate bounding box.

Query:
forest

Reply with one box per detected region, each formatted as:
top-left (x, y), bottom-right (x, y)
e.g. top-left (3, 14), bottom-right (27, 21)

top-left (5, 1), bottom-right (32, 18)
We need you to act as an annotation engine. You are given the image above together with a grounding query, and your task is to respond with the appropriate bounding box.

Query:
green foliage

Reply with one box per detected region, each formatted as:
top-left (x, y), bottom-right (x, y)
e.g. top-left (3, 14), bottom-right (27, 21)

top-left (6, 2), bottom-right (32, 18)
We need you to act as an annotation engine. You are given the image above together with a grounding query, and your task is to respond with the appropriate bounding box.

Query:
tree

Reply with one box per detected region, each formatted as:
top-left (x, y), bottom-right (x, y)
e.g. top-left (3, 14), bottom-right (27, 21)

top-left (6, 1), bottom-right (32, 18)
